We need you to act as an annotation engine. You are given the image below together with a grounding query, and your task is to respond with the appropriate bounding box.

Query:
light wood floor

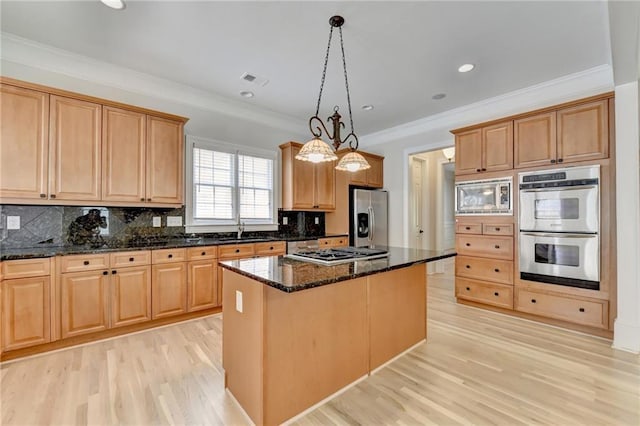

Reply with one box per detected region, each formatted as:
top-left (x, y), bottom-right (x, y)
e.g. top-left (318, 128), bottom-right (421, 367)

top-left (2, 258), bottom-right (639, 425)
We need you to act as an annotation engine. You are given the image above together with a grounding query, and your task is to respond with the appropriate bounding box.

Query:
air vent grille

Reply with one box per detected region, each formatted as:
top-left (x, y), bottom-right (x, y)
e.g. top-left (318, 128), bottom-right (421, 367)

top-left (240, 72), bottom-right (269, 87)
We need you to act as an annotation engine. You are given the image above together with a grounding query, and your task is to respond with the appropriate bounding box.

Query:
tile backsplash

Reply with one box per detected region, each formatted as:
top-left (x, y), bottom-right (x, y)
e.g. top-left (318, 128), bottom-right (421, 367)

top-left (0, 204), bottom-right (185, 249)
top-left (277, 210), bottom-right (325, 237)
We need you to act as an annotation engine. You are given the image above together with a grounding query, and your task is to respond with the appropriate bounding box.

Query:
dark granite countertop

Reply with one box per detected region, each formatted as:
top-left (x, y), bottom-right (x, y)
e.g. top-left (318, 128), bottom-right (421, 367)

top-left (219, 246), bottom-right (456, 293)
top-left (0, 233), bottom-right (350, 261)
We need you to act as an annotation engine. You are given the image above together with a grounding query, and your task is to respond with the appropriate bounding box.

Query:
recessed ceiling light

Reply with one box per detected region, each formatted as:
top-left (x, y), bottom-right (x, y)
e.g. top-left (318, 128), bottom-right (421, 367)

top-left (361, 105), bottom-right (374, 111)
top-left (432, 93), bottom-right (446, 100)
top-left (100, 0), bottom-right (125, 10)
top-left (240, 91), bottom-right (254, 98)
top-left (458, 63), bottom-right (475, 73)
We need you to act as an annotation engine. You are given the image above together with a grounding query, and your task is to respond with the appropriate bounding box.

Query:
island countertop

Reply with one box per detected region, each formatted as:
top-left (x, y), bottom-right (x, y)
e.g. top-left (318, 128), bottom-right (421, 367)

top-left (219, 246), bottom-right (456, 293)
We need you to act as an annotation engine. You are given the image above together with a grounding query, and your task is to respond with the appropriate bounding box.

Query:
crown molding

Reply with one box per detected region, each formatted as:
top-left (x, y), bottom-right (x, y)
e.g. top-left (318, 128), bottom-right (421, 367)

top-left (0, 32), bottom-right (307, 135)
top-left (361, 64), bottom-right (614, 147)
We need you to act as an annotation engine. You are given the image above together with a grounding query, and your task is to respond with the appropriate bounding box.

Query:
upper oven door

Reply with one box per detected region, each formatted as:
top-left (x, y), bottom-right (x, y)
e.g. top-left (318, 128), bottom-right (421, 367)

top-left (519, 185), bottom-right (598, 233)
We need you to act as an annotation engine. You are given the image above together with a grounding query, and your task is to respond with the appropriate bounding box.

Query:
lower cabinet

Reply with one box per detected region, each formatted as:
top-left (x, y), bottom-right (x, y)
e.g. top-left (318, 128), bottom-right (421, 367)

top-left (152, 262), bottom-right (187, 319)
top-left (187, 259), bottom-right (218, 311)
top-left (60, 269), bottom-right (110, 338)
top-left (1, 276), bottom-right (51, 351)
top-left (455, 277), bottom-right (513, 310)
top-left (110, 265), bottom-right (151, 328)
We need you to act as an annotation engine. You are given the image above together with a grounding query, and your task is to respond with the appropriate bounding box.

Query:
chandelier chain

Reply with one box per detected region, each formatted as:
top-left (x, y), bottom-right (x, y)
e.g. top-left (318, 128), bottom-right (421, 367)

top-left (338, 26), bottom-right (355, 134)
top-left (315, 26), bottom-right (334, 116)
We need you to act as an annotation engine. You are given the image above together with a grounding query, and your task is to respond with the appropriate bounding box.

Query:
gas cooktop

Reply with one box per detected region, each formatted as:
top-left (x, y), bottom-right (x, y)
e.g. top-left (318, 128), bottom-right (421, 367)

top-left (286, 247), bottom-right (389, 265)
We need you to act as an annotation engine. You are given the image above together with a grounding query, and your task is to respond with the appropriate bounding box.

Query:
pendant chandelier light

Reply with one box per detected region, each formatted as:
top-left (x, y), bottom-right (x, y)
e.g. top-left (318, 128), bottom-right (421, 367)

top-left (295, 15), bottom-right (371, 173)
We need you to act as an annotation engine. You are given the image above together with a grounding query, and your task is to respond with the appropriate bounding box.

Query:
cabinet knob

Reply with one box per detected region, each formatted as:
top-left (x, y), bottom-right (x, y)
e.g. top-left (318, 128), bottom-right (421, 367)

top-left (482, 168), bottom-right (487, 172)
top-left (168, 254), bottom-right (173, 258)
top-left (558, 158), bottom-right (564, 163)
top-left (202, 251), bottom-right (206, 256)
top-left (531, 299), bottom-right (537, 303)
top-left (112, 270), bottom-right (117, 274)
top-left (465, 265), bottom-right (471, 269)
top-left (140, 198), bottom-right (145, 202)
top-left (50, 194), bottom-right (56, 199)
top-left (40, 193), bottom-right (46, 198)
top-left (579, 307), bottom-right (585, 312)
top-left (465, 287), bottom-right (470, 291)
top-left (476, 168), bottom-right (481, 172)
top-left (466, 243), bottom-right (470, 247)
top-left (465, 226), bottom-right (471, 230)
top-left (235, 249), bottom-right (240, 253)
top-left (83, 260), bottom-right (90, 265)
top-left (494, 292), bottom-right (499, 296)
top-left (103, 271), bottom-right (108, 275)
top-left (494, 245), bottom-right (500, 249)
top-left (129, 257), bottom-right (134, 262)
top-left (147, 198), bottom-right (152, 202)
top-left (494, 268), bottom-right (500, 273)
top-left (550, 159), bottom-right (556, 164)
top-left (270, 246), bottom-right (274, 250)
top-left (495, 227), bottom-right (501, 231)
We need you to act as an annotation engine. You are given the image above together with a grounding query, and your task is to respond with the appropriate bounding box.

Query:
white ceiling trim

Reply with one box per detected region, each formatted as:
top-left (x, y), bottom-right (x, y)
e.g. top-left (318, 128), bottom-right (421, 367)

top-left (361, 64), bottom-right (614, 147)
top-left (0, 32), bottom-right (308, 135)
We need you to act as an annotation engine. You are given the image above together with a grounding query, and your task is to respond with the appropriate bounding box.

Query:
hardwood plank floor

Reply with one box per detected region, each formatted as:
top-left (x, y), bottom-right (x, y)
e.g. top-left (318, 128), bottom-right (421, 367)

top-left (2, 258), bottom-right (639, 425)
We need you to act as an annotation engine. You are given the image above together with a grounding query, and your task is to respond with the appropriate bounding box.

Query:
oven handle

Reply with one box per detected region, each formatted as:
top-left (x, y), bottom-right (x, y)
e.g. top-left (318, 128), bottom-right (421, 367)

top-left (520, 232), bottom-right (597, 238)
top-left (520, 185), bottom-right (597, 192)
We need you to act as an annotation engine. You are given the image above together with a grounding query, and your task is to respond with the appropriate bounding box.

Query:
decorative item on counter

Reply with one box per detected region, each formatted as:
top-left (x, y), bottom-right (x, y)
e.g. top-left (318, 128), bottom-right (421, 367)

top-left (67, 209), bottom-right (107, 247)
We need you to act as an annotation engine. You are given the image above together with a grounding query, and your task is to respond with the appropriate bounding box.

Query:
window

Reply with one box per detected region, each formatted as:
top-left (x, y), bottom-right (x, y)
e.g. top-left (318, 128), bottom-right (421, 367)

top-left (187, 136), bottom-right (277, 231)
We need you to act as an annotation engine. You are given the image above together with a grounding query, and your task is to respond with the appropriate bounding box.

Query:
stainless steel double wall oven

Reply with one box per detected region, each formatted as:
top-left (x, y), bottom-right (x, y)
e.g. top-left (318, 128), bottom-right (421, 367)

top-left (518, 165), bottom-right (600, 290)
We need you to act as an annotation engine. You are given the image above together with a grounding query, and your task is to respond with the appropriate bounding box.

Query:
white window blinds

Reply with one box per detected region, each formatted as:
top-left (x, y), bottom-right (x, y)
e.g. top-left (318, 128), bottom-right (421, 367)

top-left (239, 155), bottom-right (273, 220)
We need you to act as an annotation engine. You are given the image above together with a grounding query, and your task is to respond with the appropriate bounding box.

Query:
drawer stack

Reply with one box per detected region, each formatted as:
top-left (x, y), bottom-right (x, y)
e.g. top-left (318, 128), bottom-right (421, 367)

top-left (455, 222), bottom-right (514, 309)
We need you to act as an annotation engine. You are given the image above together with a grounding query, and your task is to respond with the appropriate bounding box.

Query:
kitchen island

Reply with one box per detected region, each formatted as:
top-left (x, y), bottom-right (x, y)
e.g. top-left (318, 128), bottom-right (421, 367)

top-left (220, 247), bottom-right (455, 425)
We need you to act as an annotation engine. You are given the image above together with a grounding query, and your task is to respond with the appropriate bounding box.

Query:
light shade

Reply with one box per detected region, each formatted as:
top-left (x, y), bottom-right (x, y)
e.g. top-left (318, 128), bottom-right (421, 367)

top-left (295, 138), bottom-right (338, 163)
top-left (336, 151), bottom-right (371, 172)
top-left (442, 147), bottom-right (455, 161)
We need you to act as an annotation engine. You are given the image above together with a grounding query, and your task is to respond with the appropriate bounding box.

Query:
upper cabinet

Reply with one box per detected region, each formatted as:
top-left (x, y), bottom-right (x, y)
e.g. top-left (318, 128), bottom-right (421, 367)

top-left (454, 121), bottom-right (513, 176)
top-left (0, 78), bottom-right (188, 207)
top-left (280, 141), bottom-right (336, 211)
top-left (0, 85), bottom-right (49, 200)
top-left (342, 151), bottom-right (384, 188)
top-left (514, 100), bottom-right (608, 168)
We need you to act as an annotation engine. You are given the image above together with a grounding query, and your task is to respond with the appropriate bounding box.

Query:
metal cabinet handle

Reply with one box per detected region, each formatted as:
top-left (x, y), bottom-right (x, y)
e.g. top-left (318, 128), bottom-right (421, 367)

top-left (112, 270), bottom-right (117, 274)
top-left (129, 257), bottom-right (134, 262)
top-left (482, 168), bottom-right (487, 171)
top-left (579, 308), bottom-right (585, 312)
top-left (168, 254), bottom-right (173, 258)
top-left (550, 159), bottom-right (556, 164)
top-left (465, 287), bottom-right (470, 291)
top-left (476, 168), bottom-right (481, 172)
top-left (269, 246), bottom-right (274, 250)
top-left (147, 198), bottom-right (152, 202)
top-left (494, 245), bottom-right (500, 249)
top-left (465, 265), bottom-right (470, 269)
top-left (202, 251), bottom-right (206, 256)
top-left (465, 226), bottom-right (471, 230)
top-left (235, 249), bottom-right (240, 253)
top-left (50, 194), bottom-right (56, 199)
top-left (40, 193), bottom-right (46, 198)
top-left (558, 158), bottom-right (564, 163)
top-left (494, 292), bottom-right (499, 296)
top-left (103, 271), bottom-right (108, 275)
top-left (494, 268), bottom-right (500, 273)
top-left (140, 198), bottom-right (145, 202)
top-left (466, 243), bottom-right (470, 247)
top-left (531, 299), bottom-right (537, 303)
top-left (83, 260), bottom-right (90, 265)
top-left (495, 227), bottom-right (501, 231)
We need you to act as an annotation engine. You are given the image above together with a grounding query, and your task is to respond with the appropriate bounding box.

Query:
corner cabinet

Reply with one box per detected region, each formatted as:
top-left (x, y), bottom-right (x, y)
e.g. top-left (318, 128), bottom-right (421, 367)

top-left (280, 141), bottom-right (336, 211)
top-left (0, 77), bottom-right (187, 207)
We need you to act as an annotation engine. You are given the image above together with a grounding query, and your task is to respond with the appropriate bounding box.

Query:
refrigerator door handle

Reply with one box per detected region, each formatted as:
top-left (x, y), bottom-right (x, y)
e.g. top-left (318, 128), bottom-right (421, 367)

top-left (369, 206), bottom-right (375, 242)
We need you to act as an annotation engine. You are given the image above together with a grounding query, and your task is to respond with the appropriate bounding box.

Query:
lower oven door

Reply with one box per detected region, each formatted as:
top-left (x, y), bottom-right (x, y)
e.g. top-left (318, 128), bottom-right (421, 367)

top-left (519, 232), bottom-right (599, 290)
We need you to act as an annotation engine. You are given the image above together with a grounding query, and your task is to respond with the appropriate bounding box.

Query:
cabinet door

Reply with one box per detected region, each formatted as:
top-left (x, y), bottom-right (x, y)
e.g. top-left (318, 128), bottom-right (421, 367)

top-left (557, 100), bottom-right (608, 164)
top-left (151, 263), bottom-right (187, 319)
top-left (514, 112), bottom-right (556, 169)
top-left (49, 95), bottom-right (102, 201)
top-left (483, 121), bottom-right (513, 172)
top-left (314, 160), bottom-right (336, 210)
top-left (187, 259), bottom-right (218, 311)
top-left (454, 129), bottom-right (482, 175)
top-left (110, 265), bottom-right (151, 328)
top-left (0, 85), bottom-right (49, 200)
top-left (366, 155), bottom-right (384, 188)
top-left (102, 106), bottom-right (146, 202)
top-left (290, 145), bottom-right (315, 209)
top-left (146, 116), bottom-right (183, 204)
top-left (60, 270), bottom-right (109, 338)
top-left (1, 276), bottom-right (51, 351)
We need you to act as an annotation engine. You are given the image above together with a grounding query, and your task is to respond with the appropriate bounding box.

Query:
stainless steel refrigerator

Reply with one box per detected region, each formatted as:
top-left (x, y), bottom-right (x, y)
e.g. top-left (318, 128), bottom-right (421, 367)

top-left (350, 188), bottom-right (388, 247)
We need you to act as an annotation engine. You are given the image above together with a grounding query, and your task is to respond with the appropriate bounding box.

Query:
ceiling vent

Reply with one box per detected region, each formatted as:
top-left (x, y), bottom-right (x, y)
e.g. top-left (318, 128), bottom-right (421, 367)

top-left (241, 72), bottom-right (269, 87)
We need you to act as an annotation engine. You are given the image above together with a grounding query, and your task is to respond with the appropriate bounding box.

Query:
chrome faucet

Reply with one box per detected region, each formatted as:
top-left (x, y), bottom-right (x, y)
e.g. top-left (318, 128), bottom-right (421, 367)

top-left (237, 220), bottom-right (245, 239)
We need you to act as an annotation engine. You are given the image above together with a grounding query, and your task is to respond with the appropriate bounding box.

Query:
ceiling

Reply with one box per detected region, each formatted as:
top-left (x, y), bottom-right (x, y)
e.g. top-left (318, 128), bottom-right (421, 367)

top-left (0, 1), bottom-right (613, 136)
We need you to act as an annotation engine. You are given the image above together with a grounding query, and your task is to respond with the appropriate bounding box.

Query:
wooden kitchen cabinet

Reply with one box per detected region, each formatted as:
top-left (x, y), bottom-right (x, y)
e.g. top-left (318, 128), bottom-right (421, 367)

top-left (146, 116), bottom-right (184, 205)
top-left (454, 120), bottom-right (513, 176)
top-left (514, 99), bottom-right (608, 168)
top-left (188, 259), bottom-right (218, 311)
top-left (1, 258), bottom-right (52, 353)
top-left (152, 262), bottom-right (187, 319)
top-left (60, 269), bottom-right (110, 338)
top-left (280, 142), bottom-right (336, 211)
top-left (49, 95), bottom-right (102, 201)
top-left (346, 151), bottom-right (385, 188)
top-left (318, 236), bottom-right (348, 248)
top-left (0, 84), bottom-right (49, 200)
top-left (102, 106), bottom-right (146, 202)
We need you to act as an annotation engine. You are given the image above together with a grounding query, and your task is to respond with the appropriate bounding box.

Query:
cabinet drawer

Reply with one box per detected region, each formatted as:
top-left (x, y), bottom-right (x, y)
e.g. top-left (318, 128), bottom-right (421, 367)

top-left (515, 288), bottom-right (608, 329)
top-left (110, 250), bottom-right (151, 268)
top-left (456, 278), bottom-right (513, 309)
top-left (218, 244), bottom-right (255, 260)
top-left (482, 224), bottom-right (513, 236)
top-left (456, 223), bottom-right (482, 234)
top-left (1, 258), bottom-right (51, 279)
top-left (187, 246), bottom-right (218, 260)
top-left (318, 236), bottom-right (348, 247)
top-left (152, 248), bottom-right (187, 264)
top-left (455, 256), bottom-right (513, 285)
top-left (456, 235), bottom-right (513, 260)
top-left (59, 254), bottom-right (110, 273)
top-left (255, 241), bottom-right (286, 256)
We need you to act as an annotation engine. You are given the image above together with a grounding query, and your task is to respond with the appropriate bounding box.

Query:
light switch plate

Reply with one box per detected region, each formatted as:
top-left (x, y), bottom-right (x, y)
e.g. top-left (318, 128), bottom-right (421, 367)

top-left (7, 216), bottom-right (20, 230)
top-left (236, 290), bottom-right (243, 313)
top-left (167, 216), bottom-right (183, 227)
top-left (152, 217), bottom-right (161, 227)
top-left (314, 217), bottom-right (319, 225)
top-left (283, 216), bottom-right (288, 225)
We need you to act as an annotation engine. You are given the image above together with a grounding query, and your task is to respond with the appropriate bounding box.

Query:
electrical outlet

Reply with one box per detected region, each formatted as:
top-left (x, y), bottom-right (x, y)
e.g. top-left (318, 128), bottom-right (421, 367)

top-left (167, 216), bottom-right (183, 227)
top-left (152, 217), bottom-right (161, 227)
top-left (7, 216), bottom-right (20, 230)
top-left (283, 216), bottom-right (288, 225)
top-left (236, 290), bottom-right (243, 313)
top-left (314, 217), bottom-right (319, 225)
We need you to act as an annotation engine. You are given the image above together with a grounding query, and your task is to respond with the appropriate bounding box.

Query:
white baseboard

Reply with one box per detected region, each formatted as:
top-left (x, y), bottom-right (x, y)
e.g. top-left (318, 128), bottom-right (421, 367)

top-left (612, 319), bottom-right (640, 354)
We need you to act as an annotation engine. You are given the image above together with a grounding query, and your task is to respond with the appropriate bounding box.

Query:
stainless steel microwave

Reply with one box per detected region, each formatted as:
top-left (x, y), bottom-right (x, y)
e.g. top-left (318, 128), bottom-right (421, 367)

top-left (455, 177), bottom-right (512, 215)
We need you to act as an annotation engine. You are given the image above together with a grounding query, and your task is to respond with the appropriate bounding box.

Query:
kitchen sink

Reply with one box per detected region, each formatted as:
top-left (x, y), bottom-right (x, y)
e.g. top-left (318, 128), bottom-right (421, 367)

top-left (216, 238), bottom-right (273, 243)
